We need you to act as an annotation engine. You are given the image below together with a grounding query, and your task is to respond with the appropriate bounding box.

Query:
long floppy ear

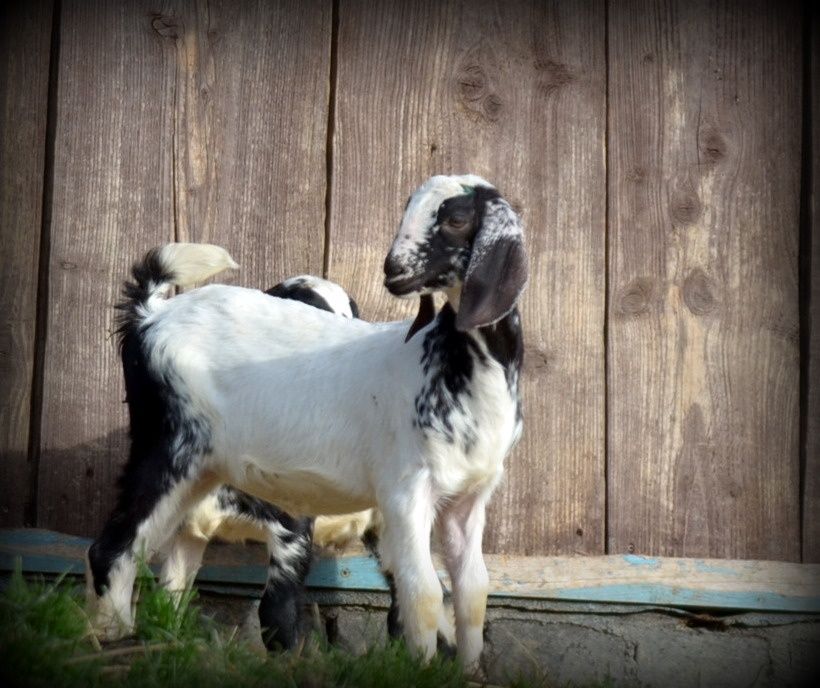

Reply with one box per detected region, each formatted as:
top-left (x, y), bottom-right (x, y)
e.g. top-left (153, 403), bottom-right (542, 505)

top-left (456, 198), bottom-right (528, 331)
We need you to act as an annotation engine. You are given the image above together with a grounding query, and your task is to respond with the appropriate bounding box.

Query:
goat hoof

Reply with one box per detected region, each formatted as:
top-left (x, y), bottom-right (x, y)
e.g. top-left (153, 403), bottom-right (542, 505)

top-left (92, 616), bottom-right (133, 643)
top-left (463, 663), bottom-right (487, 683)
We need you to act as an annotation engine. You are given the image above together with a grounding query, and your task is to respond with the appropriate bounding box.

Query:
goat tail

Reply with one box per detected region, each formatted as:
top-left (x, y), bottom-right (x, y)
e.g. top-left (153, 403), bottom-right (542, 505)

top-left (116, 243), bottom-right (238, 339)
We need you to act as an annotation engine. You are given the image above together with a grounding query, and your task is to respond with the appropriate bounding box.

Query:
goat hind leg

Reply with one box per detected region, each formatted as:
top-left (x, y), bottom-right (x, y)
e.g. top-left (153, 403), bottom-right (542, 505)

top-left (436, 492), bottom-right (491, 670)
top-left (86, 455), bottom-right (217, 640)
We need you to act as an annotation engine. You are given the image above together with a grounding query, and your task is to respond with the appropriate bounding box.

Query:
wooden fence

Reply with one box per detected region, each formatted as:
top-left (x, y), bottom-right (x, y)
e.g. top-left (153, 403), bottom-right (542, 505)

top-left (0, 0), bottom-right (817, 563)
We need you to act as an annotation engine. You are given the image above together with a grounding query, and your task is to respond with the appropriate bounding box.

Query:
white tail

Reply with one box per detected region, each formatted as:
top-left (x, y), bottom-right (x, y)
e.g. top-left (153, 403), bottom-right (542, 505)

top-left (159, 243), bottom-right (239, 288)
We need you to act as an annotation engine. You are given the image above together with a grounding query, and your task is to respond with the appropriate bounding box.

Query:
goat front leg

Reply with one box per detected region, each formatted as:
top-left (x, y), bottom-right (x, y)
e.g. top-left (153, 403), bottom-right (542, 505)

top-left (436, 491), bottom-right (491, 670)
top-left (378, 479), bottom-right (441, 660)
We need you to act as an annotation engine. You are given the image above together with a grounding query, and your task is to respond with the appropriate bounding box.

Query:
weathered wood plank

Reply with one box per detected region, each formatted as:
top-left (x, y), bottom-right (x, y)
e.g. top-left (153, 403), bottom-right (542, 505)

top-left (36, 0), bottom-right (332, 537)
top-left (330, 0), bottom-right (606, 555)
top-left (164, 0), bottom-right (330, 285)
top-left (608, 0), bottom-right (802, 559)
top-left (805, 6), bottom-right (820, 563)
top-left (36, 0), bottom-right (179, 535)
top-left (0, 0), bottom-right (53, 527)
top-left (4, 529), bottom-right (819, 612)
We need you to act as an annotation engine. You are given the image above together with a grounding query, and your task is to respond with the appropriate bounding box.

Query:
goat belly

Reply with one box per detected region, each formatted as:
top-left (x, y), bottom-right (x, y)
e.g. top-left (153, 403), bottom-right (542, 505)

top-left (223, 461), bottom-right (375, 517)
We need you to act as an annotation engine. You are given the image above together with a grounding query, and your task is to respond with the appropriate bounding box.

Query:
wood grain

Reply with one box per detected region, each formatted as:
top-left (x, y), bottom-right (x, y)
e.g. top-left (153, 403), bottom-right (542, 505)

top-left (36, 0), bottom-right (178, 535)
top-left (36, 0), bottom-right (332, 537)
top-left (162, 0), bottom-right (331, 285)
top-left (12, 0), bottom-right (808, 559)
top-left (330, 0), bottom-right (607, 555)
top-left (804, 7), bottom-right (820, 563)
top-left (607, 0), bottom-right (802, 560)
top-left (0, 0), bottom-right (53, 527)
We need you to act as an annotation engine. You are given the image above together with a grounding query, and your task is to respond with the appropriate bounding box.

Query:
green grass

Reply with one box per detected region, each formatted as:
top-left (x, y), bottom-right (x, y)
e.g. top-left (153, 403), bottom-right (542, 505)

top-left (0, 563), bottom-right (470, 688)
top-left (0, 563), bottom-right (614, 688)
top-left (0, 563), bottom-right (103, 688)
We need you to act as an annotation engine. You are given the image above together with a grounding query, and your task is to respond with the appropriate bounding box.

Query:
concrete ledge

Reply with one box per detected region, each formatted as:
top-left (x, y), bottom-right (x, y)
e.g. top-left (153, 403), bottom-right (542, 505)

top-left (198, 588), bottom-right (820, 687)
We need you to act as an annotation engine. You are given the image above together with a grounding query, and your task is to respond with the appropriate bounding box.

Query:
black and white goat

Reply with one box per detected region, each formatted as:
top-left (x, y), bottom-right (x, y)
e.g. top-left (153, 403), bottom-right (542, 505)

top-left (265, 275), bottom-right (359, 320)
top-left (157, 275), bottom-right (377, 651)
top-left (86, 174), bottom-right (526, 668)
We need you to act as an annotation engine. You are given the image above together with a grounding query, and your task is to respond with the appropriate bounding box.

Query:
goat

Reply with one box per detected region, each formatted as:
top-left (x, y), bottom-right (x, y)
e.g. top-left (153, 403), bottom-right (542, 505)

top-left (86, 174), bottom-right (527, 669)
top-left (265, 275), bottom-right (360, 320)
top-left (158, 274), bottom-right (378, 651)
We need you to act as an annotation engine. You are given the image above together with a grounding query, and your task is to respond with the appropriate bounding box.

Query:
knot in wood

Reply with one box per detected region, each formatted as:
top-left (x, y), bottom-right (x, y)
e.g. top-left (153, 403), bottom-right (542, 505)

top-left (535, 59), bottom-right (573, 97)
top-left (698, 127), bottom-right (727, 164)
top-left (151, 14), bottom-right (181, 39)
top-left (617, 278), bottom-right (654, 316)
top-left (482, 93), bottom-right (503, 121)
top-left (523, 346), bottom-right (552, 377)
top-left (682, 268), bottom-right (717, 315)
top-left (456, 64), bottom-right (487, 102)
top-left (670, 189), bottom-right (702, 226)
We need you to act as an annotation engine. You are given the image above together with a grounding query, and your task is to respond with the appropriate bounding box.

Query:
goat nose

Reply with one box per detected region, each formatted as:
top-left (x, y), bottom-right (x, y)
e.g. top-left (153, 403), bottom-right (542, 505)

top-left (383, 253), bottom-right (404, 279)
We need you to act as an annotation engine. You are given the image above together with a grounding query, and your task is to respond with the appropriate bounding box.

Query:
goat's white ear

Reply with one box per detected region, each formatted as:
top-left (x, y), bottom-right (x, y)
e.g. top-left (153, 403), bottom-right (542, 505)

top-left (456, 200), bottom-right (527, 331)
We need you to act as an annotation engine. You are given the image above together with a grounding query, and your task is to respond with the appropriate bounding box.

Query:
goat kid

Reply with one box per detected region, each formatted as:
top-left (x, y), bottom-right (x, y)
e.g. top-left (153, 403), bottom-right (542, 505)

top-left (159, 274), bottom-right (379, 651)
top-left (86, 174), bottom-right (526, 669)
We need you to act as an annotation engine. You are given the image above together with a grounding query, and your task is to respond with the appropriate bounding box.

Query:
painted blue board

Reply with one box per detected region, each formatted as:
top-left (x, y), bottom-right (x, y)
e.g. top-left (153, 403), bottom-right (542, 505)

top-left (0, 529), bottom-right (389, 591)
top-left (0, 551), bottom-right (389, 590)
top-left (192, 556), bottom-right (389, 590)
top-left (2, 529), bottom-right (819, 612)
top-left (547, 584), bottom-right (819, 612)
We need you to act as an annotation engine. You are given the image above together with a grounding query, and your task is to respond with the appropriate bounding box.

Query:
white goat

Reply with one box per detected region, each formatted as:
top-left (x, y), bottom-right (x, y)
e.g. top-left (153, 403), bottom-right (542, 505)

top-left (157, 274), bottom-right (381, 650)
top-left (86, 174), bottom-right (527, 669)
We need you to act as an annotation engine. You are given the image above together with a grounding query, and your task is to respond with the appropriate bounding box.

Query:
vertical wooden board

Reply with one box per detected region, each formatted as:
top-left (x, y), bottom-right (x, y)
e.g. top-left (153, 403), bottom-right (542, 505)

top-left (37, 0), bottom-right (177, 535)
top-left (36, 0), bottom-right (332, 537)
top-left (162, 0), bottom-right (331, 284)
top-left (608, 0), bottom-right (802, 560)
top-left (804, 7), bottom-right (820, 563)
top-left (330, 0), bottom-right (606, 555)
top-left (0, 0), bottom-right (53, 527)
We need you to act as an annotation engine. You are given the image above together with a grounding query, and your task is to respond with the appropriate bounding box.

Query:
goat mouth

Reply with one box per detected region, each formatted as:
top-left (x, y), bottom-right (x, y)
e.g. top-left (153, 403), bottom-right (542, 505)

top-left (385, 269), bottom-right (457, 297)
top-left (384, 275), bottom-right (423, 296)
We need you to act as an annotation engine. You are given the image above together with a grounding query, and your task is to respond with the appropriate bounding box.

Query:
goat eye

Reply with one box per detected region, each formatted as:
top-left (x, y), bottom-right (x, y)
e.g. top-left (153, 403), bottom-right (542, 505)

top-left (445, 217), bottom-right (470, 231)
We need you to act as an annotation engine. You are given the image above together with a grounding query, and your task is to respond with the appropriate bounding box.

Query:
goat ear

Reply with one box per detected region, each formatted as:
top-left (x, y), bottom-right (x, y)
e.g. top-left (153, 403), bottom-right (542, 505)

top-left (455, 200), bottom-right (527, 331)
